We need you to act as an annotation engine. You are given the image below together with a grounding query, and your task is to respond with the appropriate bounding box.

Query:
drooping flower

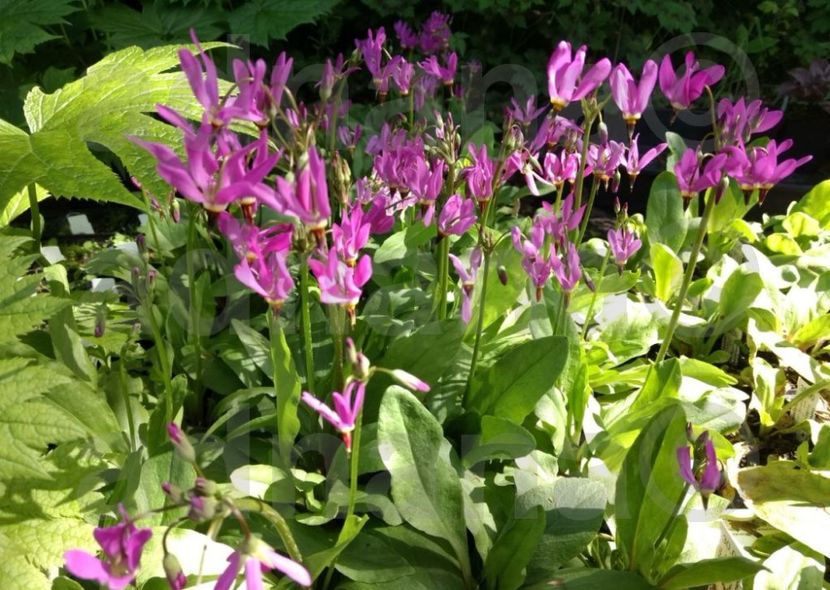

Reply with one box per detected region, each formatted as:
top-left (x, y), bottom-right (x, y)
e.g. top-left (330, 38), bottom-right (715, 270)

top-left (733, 139), bottom-right (812, 202)
top-left (717, 97), bottom-right (783, 146)
top-left (463, 143), bottom-right (496, 202)
top-left (546, 41), bottom-right (612, 111)
top-left (218, 212), bottom-right (293, 263)
top-left (301, 380), bottom-right (366, 452)
top-left (506, 96), bottom-right (547, 126)
top-left (309, 249), bottom-right (373, 323)
top-left (529, 115), bottom-right (583, 153)
top-left (607, 226), bottom-right (642, 267)
top-left (673, 148), bottom-right (727, 201)
top-left (677, 433), bottom-right (722, 501)
top-left (392, 58), bottom-right (415, 95)
top-left (407, 157), bottom-right (445, 225)
top-left (610, 60), bottom-right (658, 128)
top-left (64, 507), bottom-right (152, 590)
top-left (419, 52), bottom-right (458, 86)
top-left (438, 194), bottom-right (477, 236)
top-left (268, 51), bottom-right (293, 110)
top-left (268, 146), bottom-right (331, 233)
top-left (234, 248), bottom-right (295, 311)
top-left (394, 20), bottom-right (419, 49)
top-left (232, 57), bottom-right (269, 126)
top-left (512, 223), bottom-right (555, 301)
top-left (587, 138), bottom-right (626, 186)
top-left (551, 241), bottom-right (582, 293)
top-left (332, 206), bottom-right (372, 266)
top-left (536, 192), bottom-right (585, 245)
top-left (215, 539), bottom-right (311, 590)
top-left (659, 51), bottom-right (725, 111)
top-left (624, 135), bottom-right (667, 187)
top-left (449, 247), bottom-right (482, 324)
top-left (419, 11), bottom-right (452, 54)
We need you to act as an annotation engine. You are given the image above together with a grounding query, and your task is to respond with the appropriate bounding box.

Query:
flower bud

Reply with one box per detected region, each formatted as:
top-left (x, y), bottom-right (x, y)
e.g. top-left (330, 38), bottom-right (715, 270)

top-left (163, 552), bottom-right (187, 590)
top-left (171, 198), bottom-right (181, 224)
top-left (161, 482), bottom-right (183, 504)
top-left (193, 476), bottom-right (218, 497)
top-left (598, 122), bottom-right (609, 145)
top-left (714, 176), bottom-right (730, 204)
top-left (390, 369), bottom-right (430, 393)
top-left (497, 265), bottom-right (509, 285)
top-left (611, 170), bottom-right (621, 194)
top-left (136, 233), bottom-right (147, 256)
top-left (167, 423), bottom-right (196, 464)
top-left (188, 495), bottom-right (217, 522)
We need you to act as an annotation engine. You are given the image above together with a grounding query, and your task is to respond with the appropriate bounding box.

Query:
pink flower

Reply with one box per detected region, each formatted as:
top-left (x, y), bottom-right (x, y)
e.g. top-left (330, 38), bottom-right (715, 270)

top-left (408, 158), bottom-right (445, 225)
top-left (332, 206), bottom-right (371, 265)
top-left (546, 41), bottom-right (612, 111)
top-left (677, 433), bottom-right (721, 497)
top-left (587, 138), bottom-right (626, 184)
top-left (659, 52), bottom-right (725, 111)
top-left (309, 249), bottom-right (372, 323)
top-left (529, 115), bottom-right (583, 153)
top-left (449, 248), bottom-right (482, 324)
top-left (512, 223), bottom-right (555, 300)
top-left (551, 242), bottom-right (582, 293)
top-left (733, 139), bottom-right (812, 202)
top-left (302, 381), bottom-right (366, 452)
top-left (607, 226), bottom-right (642, 267)
top-left (419, 11), bottom-right (452, 54)
top-left (537, 192), bottom-right (585, 245)
top-left (268, 146), bottom-right (331, 232)
top-left (625, 135), bottom-right (667, 186)
top-left (506, 96), bottom-right (547, 126)
top-left (419, 52), bottom-right (458, 86)
top-left (392, 57), bottom-right (415, 95)
top-left (526, 150), bottom-right (582, 195)
top-left (438, 194), bottom-right (477, 236)
top-left (463, 143), bottom-right (496, 202)
top-left (64, 507), bottom-right (152, 590)
top-left (234, 248), bottom-right (295, 311)
top-left (218, 212), bottom-right (293, 262)
top-left (717, 97), bottom-right (783, 146)
top-left (674, 148), bottom-right (727, 200)
top-left (610, 60), bottom-right (658, 125)
top-left (394, 20), bottom-right (419, 50)
top-left (268, 51), bottom-right (293, 109)
top-left (215, 541), bottom-right (311, 590)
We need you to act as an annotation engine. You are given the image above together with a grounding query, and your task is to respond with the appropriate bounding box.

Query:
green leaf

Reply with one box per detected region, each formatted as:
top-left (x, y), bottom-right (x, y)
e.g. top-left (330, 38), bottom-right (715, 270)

top-left (133, 452), bottom-right (195, 526)
top-left (268, 319), bottom-right (302, 465)
top-left (714, 268), bottom-right (764, 335)
top-left (525, 568), bottom-right (656, 590)
top-left (658, 557), bottom-right (764, 588)
top-left (377, 386), bottom-right (472, 583)
top-left (792, 314), bottom-right (830, 347)
top-left (89, 2), bottom-right (224, 49)
top-left (793, 180), bottom-right (830, 229)
top-left (0, 183), bottom-right (47, 227)
top-left (228, 0), bottom-right (340, 46)
top-left (0, 0), bottom-right (79, 64)
top-left (754, 544), bottom-right (825, 590)
top-left (484, 505), bottom-right (545, 590)
top-left (737, 461), bottom-right (830, 558)
top-left (646, 172), bottom-right (687, 253)
top-left (0, 43), bottom-right (226, 212)
top-left (462, 415), bottom-right (536, 467)
top-left (468, 335), bottom-right (568, 423)
top-left (615, 404), bottom-right (688, 581)
top-left (650, 243), bottom-right (683, 302)
top-left (378, 319), bottom-right (465, 386)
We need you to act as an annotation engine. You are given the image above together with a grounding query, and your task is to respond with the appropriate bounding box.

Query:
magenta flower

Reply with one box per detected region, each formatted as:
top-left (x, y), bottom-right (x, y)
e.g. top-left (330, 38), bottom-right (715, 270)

top-left (551, 242), bottom-right (582, 293)
top-left (394, 20), bottom-right (419, 49)
top-left (218, 212), bottom-right (293, 263)
top-left (659, 52), bottom-right (725, 111)
top-left (408, 158), bottom-right (445, 225)
top-left (216, 540), bottom-right (311, 590)
top-left (419, 52), bottom-right (458, 86)
top-left (546, 41), bottom-right (612, 111)
top-left (507, 96), bottom-right (547, 126)
top-left (309, 249), bottom-right (372, 322)
top-left (234, 248), bottom-right (294, 311)
top-left (438, 194), bottom-right (477, 237)
top-left (734, 139), bottom-right (812, 202)
top-left (512, 223), bottom-right (555, 301)
top-left (530, 115), bottom-right (583, 153)
top-left (268, 51), bottom-right (293, 109)
top-left (449, 247), bottom-right (482, 324)
top-left (625, 135), bottom-right (667, 186)
top-left (677, 435), bottom-right (721, 500)
top-left (419, 11), bottom-right (452, 54)
top-left (64, 507), bottom-right (152, 590)
top-left (610, 60), bottom-right (658, 126)
top-left (302, 380), bottom-right (366, 452)
top-left (392, 57), bottom-right (415, 95)
top-left (674, 148), bottom-right (727, 200)
top-left (269, 146), bottom-right (331, 232)
top-left (587, 138), bottom-right (626, 185)
top-left (332, 206), bottom-right (371, 265)
top-left (537, 192), bottom-right (585, 245)
top-left (232, 58), bottom-right (269, 125)
top-left (717, 97), bottom-right (783, 146)
top-left (463, 144), bottom-right (496, 202)
top-left (607, 226), bottom-right (642, 267)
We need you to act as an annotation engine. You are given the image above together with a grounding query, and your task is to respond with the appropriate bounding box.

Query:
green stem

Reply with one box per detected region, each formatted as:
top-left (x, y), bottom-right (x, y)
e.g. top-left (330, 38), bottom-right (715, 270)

top-left (408, 91), bottom-right (415, 129)
top-left (639, 483), bottom-right (690, 572)
top-left (27, 184), bottom-right (42, 245)
top-left (234, 498), bottom-right (302, 562)
top-left (654, 189), bottom-right (717, 365)
top-left (465, 249), bottom-right (491, 401)
top-left (436, 236), bottom-right (450, 319)
top-left (572, 113), bottom-right (596, 213)
top-left (118, 352), bottom-right (137, 452)
top-left (146, 299), bottom-right (174, 423)
top-left (581, 248), bottom-right (611, 339)
top-left (577, 177), bottom-right (600, 245)
top-left (186, 207), bottom-right (204, 419)
top-left (299, 258), bottom-right (316, 394)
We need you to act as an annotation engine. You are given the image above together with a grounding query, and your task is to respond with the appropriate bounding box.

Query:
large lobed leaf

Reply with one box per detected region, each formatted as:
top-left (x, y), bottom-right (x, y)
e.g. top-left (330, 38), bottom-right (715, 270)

top-left (0, 0), bottom-right (79, 65)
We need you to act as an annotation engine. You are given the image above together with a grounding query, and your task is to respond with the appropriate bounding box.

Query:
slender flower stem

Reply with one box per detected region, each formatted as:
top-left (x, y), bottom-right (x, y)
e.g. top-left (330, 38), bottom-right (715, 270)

top-left (636, 483), bottom-right (690, 572)
top-left (299, 257), bottom-right (316, 394)
top-left (654, 189), bottom-right (717, 365)
top-left (186, 206), bottom-right (205, 420)
top-left (572, 112), bottom-right (596, 212)
top-left (465, 246), bottom-right (491, 400)
top-left (234, 498), bottom-right (303, 561)
top-left (436, 236), bottom-right (450, 319)
top-left (581, 247), bottom-right (611, 339)
top-left (146, 298), bottom-right (174, 423)
top-left (577, 177), bottom-right (600, 245)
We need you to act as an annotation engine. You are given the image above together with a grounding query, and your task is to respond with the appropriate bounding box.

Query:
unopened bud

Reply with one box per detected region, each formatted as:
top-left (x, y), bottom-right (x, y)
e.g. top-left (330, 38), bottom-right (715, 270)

top-left (598, 122), bottom-right (608, 145)
top-left (714, 176), bottom-right (730, 204)
top-left (390, 369), bottom-right (430, 393)
top-left (188, 495), bottom-right (217, 522)
top-left (163, 553), bottom-right (187, 590)
top-left (611, 170), bottom-right (621, 194)
top-left (161, 482), bottom-right (183, 504)
top-left (497, 265), bottom-right (508, 285)
top-left (171, 198), bottom-right (181, 223)
top-left (136, 234), bottom-right (147, 256)
top-left (193, 476), bottom-right (218, 497)
top-left (167, 423), bottom-right (196, 464)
